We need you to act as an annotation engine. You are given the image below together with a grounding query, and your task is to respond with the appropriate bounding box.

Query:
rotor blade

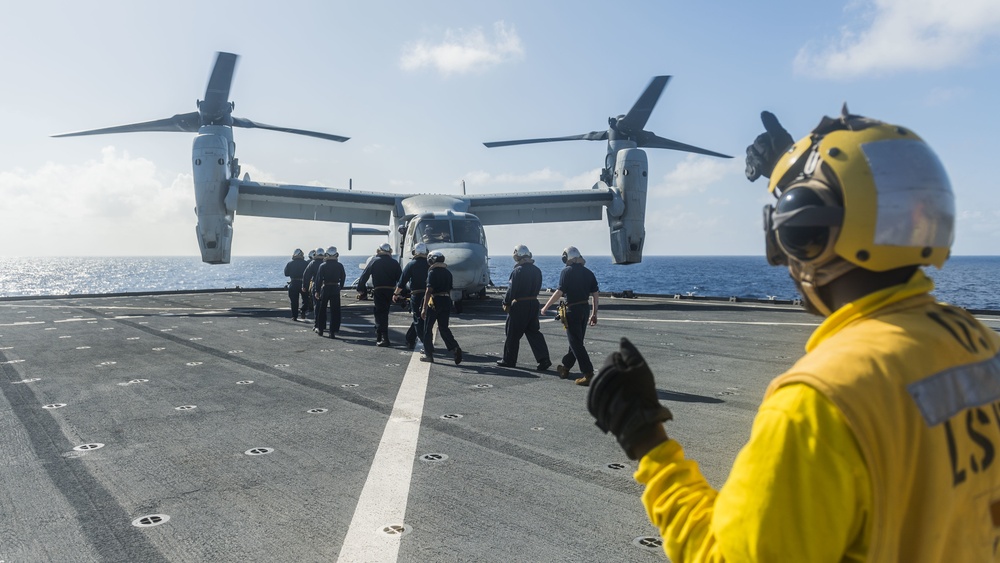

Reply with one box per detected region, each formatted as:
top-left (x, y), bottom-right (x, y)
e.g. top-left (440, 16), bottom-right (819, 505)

top-left (51, 112), bottom-right (202, 137)
top-left (483, 131), bottom-right (607, 148)
top-left (203, 52), bottom-right (238, 110)
top-left (231, 117), bottom-right (349, 142)
top-left (639, 133), bottom-right (732, 158)
top-left (620, 76), bottom-right (670, 132)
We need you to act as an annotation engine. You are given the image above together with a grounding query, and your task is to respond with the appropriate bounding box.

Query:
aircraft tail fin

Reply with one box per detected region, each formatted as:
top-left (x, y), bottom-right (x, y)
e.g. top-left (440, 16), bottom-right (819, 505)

top-left (348, 226), bottom-right (390, 251)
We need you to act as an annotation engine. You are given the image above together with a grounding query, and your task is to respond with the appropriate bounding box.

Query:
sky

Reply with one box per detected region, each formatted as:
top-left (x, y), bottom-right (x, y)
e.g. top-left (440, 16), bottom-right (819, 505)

top-left (1, 0), bottom-right (998, 258)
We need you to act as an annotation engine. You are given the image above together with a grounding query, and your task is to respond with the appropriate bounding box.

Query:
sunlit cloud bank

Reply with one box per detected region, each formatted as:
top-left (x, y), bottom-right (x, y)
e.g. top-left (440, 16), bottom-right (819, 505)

top-left (0, 147), bottom-right (193, 255)
top-left (794, 0), bottom-right (1000, 78)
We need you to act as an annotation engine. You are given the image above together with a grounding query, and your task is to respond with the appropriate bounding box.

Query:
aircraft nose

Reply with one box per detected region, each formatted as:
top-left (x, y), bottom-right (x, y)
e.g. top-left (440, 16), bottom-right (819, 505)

top-left (443, 247), bottom-right (486, 287)
top-left (443, 247), bottom-right (475, 265)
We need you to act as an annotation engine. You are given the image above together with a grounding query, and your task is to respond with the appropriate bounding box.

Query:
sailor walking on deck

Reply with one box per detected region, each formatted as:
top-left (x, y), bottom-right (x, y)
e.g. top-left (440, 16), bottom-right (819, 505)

top-left (541, 246), bottom-right (599, 386)
top-left (357, 243), bottom-right (403, 347)
top-left (283, 248), bottom-right (308, 320)
top-left (302, 247), bottom-right (324, 321)
top-left (314, 247), bottom-right (346, 338)
top-left (299, 248), bottom-right (321, 320)
top-left (586, 109), bottom-right (1000, 562)
top-left (420, 251), bottom-right (462, 364)
top-left (394, 242), bottom-right (430, 351)
top-left (496, 244), bottom-right (551, 371)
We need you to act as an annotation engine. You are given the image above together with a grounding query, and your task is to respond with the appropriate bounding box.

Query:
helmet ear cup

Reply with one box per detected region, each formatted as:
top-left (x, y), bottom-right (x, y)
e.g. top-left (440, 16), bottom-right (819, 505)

top-left (561, 246), bottom-right (581, 264)
top-left (762, 205), bottom-right (787, 266)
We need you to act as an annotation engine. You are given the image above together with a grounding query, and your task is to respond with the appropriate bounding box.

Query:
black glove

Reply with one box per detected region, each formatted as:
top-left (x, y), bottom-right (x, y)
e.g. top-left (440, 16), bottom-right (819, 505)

top-left (587, 338), bottom-right (673, 460)
top-left (745, 111), bottom-right (794, 182)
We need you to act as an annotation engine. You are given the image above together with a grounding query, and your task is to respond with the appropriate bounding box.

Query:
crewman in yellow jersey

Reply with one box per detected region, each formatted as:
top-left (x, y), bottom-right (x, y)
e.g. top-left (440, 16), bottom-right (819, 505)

top-left (587, 107), bottom-right (1000, 562)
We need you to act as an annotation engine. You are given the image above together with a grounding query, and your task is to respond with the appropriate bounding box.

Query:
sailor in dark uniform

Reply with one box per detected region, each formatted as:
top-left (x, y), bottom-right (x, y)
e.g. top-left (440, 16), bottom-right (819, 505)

top-left (314, 246), bottom-right (346, 338)
top-left (283, 248), bottom-right (308, 320)
top-left (496, 244), bottom-right (551, 371)
top-left (301, 247), bottom-right (325, 320)
top-left (393, 242), bottom-right (430, 351)
top-left (541, 246), bottom-right (599, 386)
top-left (420, 251), bottom-right (462, 364)
top-left (357, 243), bottom-right (403, 346)
top-left (298, 249), bottom-right (316, 320)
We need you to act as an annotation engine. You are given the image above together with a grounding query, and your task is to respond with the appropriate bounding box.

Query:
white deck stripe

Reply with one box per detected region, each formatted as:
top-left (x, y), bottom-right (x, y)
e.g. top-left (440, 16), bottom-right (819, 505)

top-left (337, 347), bottom-right (431, 562)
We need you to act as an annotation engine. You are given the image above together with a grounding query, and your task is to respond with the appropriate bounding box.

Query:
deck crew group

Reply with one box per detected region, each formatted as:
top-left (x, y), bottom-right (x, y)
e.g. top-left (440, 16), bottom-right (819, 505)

top-left (281, 107), bottom-right (1000, 562)
top-left (284, 242), bottom-right (599, 384)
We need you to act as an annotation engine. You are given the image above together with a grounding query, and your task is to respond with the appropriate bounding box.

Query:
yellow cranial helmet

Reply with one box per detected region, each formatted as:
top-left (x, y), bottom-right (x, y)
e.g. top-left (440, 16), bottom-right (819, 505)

top-left (765, 109), bottom-right (954, 277)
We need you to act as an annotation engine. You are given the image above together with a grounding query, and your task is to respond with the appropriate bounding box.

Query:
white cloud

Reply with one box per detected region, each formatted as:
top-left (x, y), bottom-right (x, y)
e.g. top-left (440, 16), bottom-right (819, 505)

top-left (401, 21), bottom-right (525, 75)
top-left (461, 167), bottom-right (565, 187)
top-left (1, 147), bottom-right (189, 222)
top-left (794, 0), bottom-right (1000, 78)
top-left (563, 168), bottom-right (605, 190)
top-left (654, 155), bottom-right (740, 198)
top-left (238, 162), bottom-right (280, 184)
top-left (923, 87), bottom-right (969, 106)
top-left (0, 147), bottom-right (193, 255)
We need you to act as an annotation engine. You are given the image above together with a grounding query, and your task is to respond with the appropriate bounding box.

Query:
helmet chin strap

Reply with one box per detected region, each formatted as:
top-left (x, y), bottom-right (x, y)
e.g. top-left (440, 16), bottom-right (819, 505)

top-left (789, 256), bottom-right (857, 316)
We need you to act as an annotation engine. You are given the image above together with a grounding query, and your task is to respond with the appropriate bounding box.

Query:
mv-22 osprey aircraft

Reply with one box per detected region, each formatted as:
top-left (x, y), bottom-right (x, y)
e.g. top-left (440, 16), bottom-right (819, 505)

top-left (55, 52), bottom-right (730, 303)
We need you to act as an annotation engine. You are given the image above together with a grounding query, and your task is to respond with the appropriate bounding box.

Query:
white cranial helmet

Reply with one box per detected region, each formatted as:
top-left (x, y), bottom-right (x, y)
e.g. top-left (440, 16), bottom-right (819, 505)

top-left (513, 244), bottom-right (532, 261)
top-left (562, 246), bottom-right (583, 264)
top-left (427, 250), bottom-right (446, 265)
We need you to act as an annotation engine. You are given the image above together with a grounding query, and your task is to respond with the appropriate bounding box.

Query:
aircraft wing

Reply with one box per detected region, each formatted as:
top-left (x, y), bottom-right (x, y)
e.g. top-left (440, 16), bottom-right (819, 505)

top-left (231, 180), bottom-right (399, 226)
top-left (464, 188), bottom-right (615, 226)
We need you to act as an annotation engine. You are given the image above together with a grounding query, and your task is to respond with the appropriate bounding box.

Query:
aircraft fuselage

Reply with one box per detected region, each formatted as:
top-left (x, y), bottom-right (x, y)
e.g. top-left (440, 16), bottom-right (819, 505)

top-left (399, 211), bottom-right (490, 301)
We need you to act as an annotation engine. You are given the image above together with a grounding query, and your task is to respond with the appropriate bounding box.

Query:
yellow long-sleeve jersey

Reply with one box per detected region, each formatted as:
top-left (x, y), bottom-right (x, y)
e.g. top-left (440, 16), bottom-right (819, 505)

top-left (636, 271), bottom-right (1000, 562)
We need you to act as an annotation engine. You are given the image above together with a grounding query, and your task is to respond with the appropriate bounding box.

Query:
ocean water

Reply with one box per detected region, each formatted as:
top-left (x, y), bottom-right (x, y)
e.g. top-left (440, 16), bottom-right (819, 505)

top-left (1, 255), bottom-right (998, 311)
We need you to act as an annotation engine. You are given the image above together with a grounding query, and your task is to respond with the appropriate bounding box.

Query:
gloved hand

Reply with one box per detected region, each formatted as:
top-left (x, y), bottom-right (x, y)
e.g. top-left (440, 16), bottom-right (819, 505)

top-left (745, 111), bottom-right (793, 182)
top-left (588, 338), bottom-right (673, 460)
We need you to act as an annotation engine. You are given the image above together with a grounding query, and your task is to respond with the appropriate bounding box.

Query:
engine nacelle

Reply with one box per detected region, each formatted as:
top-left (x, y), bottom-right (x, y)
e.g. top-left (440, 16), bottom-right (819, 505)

top-left (192, 132), bottom-right (235, 264)
top-left (607, 148), bottom-right (648, 264)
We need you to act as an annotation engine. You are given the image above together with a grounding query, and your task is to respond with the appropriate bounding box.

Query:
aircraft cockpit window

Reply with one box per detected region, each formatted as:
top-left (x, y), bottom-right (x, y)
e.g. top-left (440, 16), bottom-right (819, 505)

top-left (452, 221), bottom-right (485, 245)
top-left (419, 220), bottom-right (451, 243)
